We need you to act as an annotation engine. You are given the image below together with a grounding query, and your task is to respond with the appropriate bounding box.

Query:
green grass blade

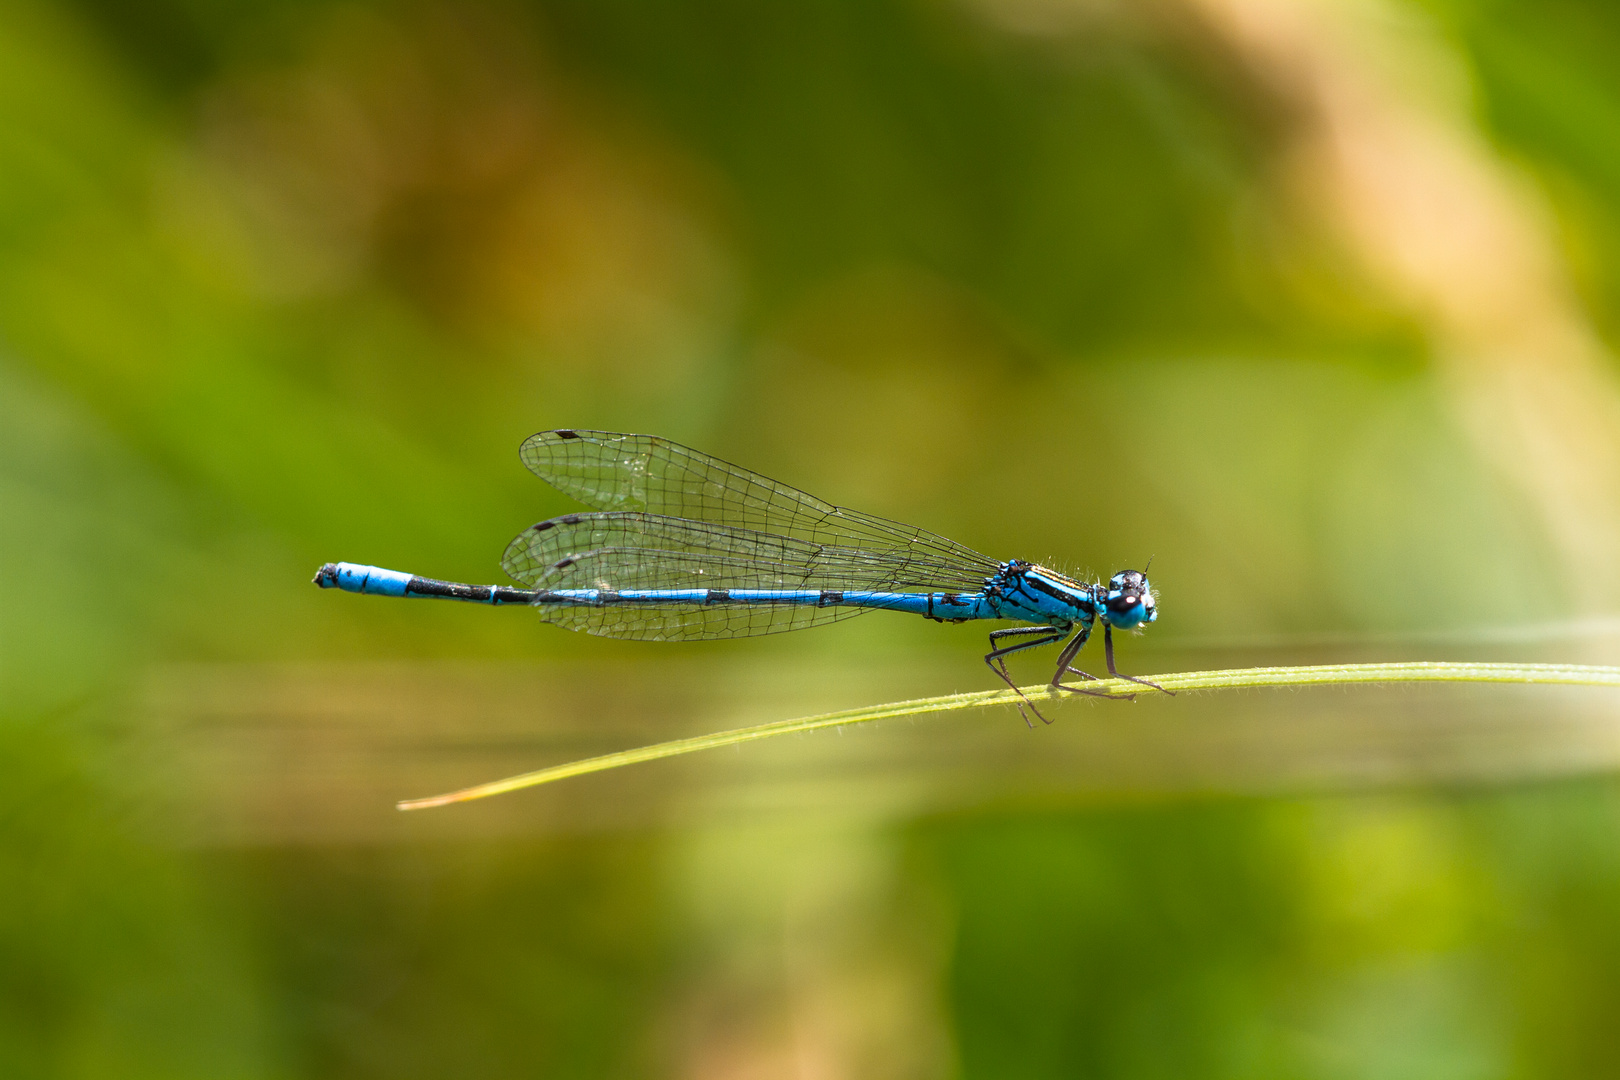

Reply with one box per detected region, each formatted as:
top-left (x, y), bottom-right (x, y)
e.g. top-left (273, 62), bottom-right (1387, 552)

top-left (396, 662), bottom-right (1620, 810)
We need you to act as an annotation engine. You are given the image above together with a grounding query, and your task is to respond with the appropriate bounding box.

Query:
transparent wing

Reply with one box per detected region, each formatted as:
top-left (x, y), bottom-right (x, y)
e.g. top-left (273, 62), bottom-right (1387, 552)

top-left (501, 511), bottom-right (990, 641)
top-left (526, 547), bottom-right (871, 641)
top-left (502, 512), bottom-right (990, 592)
top-left (518, 429), bottom-right (1001, 578)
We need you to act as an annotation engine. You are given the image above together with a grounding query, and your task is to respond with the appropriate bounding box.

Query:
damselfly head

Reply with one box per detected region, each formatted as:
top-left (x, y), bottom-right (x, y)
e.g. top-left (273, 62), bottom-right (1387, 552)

top-left (1104, 569), bottom-right (1157, 629)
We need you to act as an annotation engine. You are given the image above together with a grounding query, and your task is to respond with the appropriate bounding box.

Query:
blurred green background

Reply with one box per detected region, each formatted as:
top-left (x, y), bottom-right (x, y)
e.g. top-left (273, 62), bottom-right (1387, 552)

top-left (9, 0), bottom-right (1620, 1075)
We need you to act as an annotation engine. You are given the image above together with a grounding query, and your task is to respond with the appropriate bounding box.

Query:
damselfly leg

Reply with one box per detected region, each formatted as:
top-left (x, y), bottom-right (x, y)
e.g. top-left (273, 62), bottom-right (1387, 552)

top-left (1048, 627), bottom-right (1127, 701)
top-left (1103, 624), bottom-right (1175, 696)
top-left (984, 626), bottom-right (1065, 726)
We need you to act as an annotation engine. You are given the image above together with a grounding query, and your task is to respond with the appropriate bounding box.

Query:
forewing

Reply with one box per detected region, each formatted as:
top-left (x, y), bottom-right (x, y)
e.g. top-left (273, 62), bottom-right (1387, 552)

top-left (502, 512), bottom-right (990, 593)
top-left (518, 430), bottom-right (1000, 577)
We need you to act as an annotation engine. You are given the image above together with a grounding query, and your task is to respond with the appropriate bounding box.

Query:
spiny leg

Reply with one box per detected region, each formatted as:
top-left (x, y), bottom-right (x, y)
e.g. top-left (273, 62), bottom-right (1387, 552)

top-left (1103, 624), bottom-right (1174, 696)
top-left (984, 627), bottom-right (1064, 726)
top-left (986, 627), bottom-right (1063, 726)
top-left (1048, 626), bottom-right (1128, 701)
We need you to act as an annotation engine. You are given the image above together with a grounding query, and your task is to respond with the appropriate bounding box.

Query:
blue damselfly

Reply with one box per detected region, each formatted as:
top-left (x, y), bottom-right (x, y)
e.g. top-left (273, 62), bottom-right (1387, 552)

top-left (315, 429), bottom-right (1167, 722)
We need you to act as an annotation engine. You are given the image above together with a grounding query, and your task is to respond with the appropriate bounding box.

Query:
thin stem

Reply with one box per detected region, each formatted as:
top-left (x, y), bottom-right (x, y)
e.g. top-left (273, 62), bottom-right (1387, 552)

top-left (396, 662), bottom-right (1620, 810)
